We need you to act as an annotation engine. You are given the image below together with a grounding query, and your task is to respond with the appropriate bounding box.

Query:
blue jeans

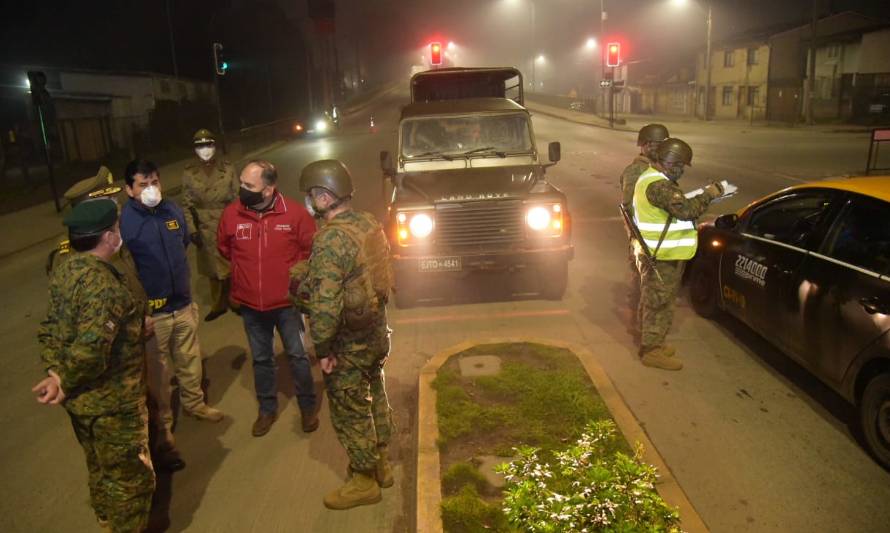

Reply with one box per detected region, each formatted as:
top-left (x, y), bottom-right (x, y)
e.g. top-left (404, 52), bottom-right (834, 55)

top-left (241, 306), bottom-right (316, 416)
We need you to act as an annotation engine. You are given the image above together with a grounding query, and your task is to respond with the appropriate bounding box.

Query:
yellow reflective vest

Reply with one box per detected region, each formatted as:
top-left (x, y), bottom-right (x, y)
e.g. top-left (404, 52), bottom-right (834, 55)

top-left (632, 167), bottom-right (698, 260)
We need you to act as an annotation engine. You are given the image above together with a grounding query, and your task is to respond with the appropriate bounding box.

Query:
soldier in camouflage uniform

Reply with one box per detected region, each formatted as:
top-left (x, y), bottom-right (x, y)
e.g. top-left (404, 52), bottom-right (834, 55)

top-left (296, 159), bottom-right (395, 510)
top-left (34, 199), bottom-right (155, 532)
top-left (633, 138), bottom-right (732, 370)
top-left (181, 129), bottom-right (240, 321)
top-left (619, 124), bottom-right (669, 314)
top-left (46, 168), bottom-right (184, 472)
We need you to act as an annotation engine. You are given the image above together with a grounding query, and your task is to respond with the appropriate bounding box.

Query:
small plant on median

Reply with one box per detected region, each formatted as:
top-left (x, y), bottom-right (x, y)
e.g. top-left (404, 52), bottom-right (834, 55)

top-left (498, 420), bottom-right (681, 533)
top-left (441, 485), bottom-right (515, 533)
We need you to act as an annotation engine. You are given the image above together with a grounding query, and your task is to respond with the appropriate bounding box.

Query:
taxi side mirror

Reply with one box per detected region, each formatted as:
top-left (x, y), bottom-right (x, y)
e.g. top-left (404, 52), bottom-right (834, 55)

top-left (548, 141), bottom-right (561, 163)
top-left (714, 213), bottom-right (739, 230)
top-left (380, 150), bottom-right (395, 177)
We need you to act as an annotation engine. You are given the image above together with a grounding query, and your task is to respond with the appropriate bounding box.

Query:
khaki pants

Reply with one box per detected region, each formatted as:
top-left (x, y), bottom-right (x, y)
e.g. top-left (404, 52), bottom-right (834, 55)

top-left (146, 303), bottom-right (205, 433)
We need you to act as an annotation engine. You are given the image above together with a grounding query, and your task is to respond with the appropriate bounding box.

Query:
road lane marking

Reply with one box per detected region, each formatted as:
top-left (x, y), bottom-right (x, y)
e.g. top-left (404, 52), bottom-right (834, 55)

top-left (393, 308), bottom-right (570, 325)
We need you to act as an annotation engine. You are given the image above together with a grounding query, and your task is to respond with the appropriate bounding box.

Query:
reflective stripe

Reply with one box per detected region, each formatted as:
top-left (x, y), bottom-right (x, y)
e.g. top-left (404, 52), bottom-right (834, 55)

top-left (634, 217), bottom-right (696, 232)
top-left (642, 237), bottom-right (698, 249)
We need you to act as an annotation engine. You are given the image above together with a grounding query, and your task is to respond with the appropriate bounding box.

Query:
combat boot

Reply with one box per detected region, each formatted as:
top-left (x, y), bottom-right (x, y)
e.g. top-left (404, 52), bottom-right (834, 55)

top-left (641, 346), bottom-right (683, 371)
top-left (376, 445), bottom-right (394, 488)
top-left (186, 404), bottom-right (224, 422)
top-left (323, 471), bottom-right (382, 510)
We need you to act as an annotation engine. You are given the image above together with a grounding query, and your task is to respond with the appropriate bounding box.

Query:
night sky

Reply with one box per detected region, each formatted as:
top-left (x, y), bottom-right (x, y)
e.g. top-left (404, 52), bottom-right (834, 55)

top-left (2, 0), bottom-right (887, 84)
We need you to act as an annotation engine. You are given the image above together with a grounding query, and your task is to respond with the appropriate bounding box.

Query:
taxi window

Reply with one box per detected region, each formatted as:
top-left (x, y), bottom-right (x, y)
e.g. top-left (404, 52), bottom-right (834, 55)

top-left (823, 196), bottom-right (890, 275)
top-left (745, 191), bottom-right (835, 249)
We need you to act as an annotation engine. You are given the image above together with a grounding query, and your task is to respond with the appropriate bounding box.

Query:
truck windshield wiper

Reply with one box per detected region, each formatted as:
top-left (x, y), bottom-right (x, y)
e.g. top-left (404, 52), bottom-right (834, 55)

top-left (411, 150), bottom-right (454, 161)
top-left (459, 146), bottom-right (506, 158)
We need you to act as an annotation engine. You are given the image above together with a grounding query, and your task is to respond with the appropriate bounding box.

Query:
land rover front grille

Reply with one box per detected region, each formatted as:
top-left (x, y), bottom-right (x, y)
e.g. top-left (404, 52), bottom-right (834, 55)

top-left (435, 200), bottom-right (524, 248)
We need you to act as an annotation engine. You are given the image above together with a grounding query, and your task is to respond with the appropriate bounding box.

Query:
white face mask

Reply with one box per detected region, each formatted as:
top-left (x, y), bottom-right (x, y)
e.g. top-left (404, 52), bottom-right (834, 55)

top-left (140, 185), bottom-right (162, 208)
top-left (196, 146), bottom-right (216, 162)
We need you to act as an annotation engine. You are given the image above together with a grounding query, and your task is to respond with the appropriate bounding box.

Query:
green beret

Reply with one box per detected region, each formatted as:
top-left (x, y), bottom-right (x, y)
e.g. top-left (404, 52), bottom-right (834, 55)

top-left (63, 166), bottom-right (120, 207)
top-left (63, 198), bottom-right (118, 235)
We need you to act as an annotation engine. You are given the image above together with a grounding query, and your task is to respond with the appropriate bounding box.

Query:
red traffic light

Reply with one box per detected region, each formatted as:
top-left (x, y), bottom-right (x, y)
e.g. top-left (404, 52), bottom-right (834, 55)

top-left (606, 42), bottom-right (620, 67)
top-left (430, 42), bottom-right (443, 66)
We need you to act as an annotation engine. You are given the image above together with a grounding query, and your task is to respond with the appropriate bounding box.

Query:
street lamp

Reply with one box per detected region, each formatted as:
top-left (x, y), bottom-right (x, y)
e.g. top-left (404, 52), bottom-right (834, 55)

top-left (672, 0), bottom-right (712, 120)
top-left (585, 37), bottom-right (597, 50)
top-left (503, 0), bottom-right (538, 91)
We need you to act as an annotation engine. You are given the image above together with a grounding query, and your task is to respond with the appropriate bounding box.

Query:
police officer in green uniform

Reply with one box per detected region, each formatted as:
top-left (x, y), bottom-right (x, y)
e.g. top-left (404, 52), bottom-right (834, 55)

top-left (620, 124), bottom-right (670, 315)
top-left (34, 199), bottom-right (155, 532)
top-left (295, 160), bottom-right (395, 510)
top-left (46, 167), bottom-right (185, 472)
top-left (181, 129), bottom-right (240, 321)
top-left (633, 139), bottom-right (736, 370)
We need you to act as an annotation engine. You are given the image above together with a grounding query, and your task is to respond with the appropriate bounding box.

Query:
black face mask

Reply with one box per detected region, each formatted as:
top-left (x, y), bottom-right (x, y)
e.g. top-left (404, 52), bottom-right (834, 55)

top-left (239, 187), bottom-right (265, 208)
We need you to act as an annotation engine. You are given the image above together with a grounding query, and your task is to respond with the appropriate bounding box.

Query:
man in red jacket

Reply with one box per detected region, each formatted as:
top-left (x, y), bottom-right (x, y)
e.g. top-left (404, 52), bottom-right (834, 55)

top-left (218, 160), bottom-right (318, 437)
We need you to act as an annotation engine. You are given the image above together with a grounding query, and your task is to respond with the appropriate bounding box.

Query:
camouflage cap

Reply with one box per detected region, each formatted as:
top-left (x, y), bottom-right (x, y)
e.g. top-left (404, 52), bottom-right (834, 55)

top-left (63, 198), bottom-right (118, 235)
top-left (193, 128), bottom-right (216, 145)
top-left (63, 166), bottom-right (122, 207)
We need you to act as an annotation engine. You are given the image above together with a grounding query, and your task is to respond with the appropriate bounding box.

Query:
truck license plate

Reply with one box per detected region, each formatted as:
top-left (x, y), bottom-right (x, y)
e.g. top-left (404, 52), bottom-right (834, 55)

top-left (418, 256), bottom-right (461, 273)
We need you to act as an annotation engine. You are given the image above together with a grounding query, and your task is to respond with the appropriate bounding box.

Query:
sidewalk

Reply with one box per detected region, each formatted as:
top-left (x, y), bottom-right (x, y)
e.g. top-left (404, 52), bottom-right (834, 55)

top-left (0, 141), bottom-right (284, 260)
top-left (526, 96), bottom-right (883, 136)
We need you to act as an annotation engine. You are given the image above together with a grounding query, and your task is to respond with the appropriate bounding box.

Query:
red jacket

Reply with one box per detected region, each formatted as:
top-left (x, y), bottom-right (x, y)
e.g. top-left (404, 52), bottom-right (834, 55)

top-left (218, 192), bottom-right (315, 311)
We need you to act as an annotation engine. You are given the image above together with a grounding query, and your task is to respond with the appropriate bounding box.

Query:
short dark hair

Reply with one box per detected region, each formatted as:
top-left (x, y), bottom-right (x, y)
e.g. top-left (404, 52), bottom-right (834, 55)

top-left (124, 159), bottom-right (159, 187)
top-left (69, 232), bottom-right (104, 252)
top-left (246, 160), bottom-right (277, 186)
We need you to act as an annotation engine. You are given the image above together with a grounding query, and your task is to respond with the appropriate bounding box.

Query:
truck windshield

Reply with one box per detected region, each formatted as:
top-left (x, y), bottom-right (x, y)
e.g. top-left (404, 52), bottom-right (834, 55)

top-left (401, 113), bottom-right (533, 158)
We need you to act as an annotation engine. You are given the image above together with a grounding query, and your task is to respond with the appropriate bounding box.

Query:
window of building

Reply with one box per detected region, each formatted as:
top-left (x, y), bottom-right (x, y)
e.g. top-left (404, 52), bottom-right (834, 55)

top-left (747, 48), bottom-right (758, 65)
top-left (722, 86), bottom-right (733, 106)
top-left (826, 44), bottom-right (840, 59)
top-left (748, 85), bottom-right (760, 105)
top-left (724, 50), bottom-right (735, 68)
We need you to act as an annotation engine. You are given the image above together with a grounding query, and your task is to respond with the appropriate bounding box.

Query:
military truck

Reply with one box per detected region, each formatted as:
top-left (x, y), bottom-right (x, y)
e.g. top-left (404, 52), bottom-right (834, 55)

top-left (380, 67), bottom-right (573, 308)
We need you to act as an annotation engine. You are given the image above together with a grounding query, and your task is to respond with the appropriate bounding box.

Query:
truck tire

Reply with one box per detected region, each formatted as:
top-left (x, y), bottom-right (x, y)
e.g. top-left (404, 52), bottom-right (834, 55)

top-left (539, 259), bottom-right (568, 300)
top-left (689, 259), bottom-right (720, 318)
top-left (860, 373), bottom-right (890, 469)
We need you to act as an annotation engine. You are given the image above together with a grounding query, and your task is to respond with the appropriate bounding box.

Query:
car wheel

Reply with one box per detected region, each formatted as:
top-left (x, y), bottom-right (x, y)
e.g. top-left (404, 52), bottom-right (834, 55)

top-left (860, 373), bottom-right (890, 469)
top-left (689, 259), bottom-right (720, 318)
top-left (539, 259), bottom-right (568, 300)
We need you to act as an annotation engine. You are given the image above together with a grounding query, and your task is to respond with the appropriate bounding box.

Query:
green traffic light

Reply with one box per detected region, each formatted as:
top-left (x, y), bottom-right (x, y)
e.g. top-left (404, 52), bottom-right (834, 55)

top-left (222, 62), bottom-right (229, 70)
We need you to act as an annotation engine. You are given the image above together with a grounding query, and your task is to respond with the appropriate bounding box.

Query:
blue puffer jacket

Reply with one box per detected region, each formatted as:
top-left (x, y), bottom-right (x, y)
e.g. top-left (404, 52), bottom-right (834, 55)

top-left (120, 199), bottom-right (192, 315)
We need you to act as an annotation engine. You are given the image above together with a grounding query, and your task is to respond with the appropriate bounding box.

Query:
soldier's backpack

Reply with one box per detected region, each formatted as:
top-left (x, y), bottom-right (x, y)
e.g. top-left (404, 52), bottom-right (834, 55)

top-left (326, 212), bottom-right (394, 330)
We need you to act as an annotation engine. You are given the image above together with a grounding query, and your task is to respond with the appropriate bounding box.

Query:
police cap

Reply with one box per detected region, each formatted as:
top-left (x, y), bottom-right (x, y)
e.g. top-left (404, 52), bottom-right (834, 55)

top-left (656, 138), bottom-right (693, 166)
top-left (63, 198), bottom-right (118, 235)
top-left (637, 123), bottom-right (669, 146)
top-left (63, 166), bottom-right (121, 207)
top-left (299, 159), bottom-right (355, 199)
top-left (193, 128), bottom-right (215, 145)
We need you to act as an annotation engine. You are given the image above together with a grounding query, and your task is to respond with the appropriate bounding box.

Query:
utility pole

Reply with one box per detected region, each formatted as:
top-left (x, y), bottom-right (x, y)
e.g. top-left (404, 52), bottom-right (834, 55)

top-left (600, 0), bottom-right (606, 116)
top-left (165, 0), bottom-right (179, 79)
top-left (805, 0), bottom-right (819, 125)
top-left (530, 1), bottom-right (536, 93)
top-left (703, 2), bottom-right (712, 120)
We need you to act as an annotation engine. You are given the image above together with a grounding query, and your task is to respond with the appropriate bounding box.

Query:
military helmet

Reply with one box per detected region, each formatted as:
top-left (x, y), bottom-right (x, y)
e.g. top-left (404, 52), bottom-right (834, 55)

top-left (637, 123), bottom-right (669, 146)
top-left (299, 159), bottom-right (355, 198)
top-left (63, 166), bottom-right (122, 208)
top-left (656, 138), bottom-right (693, 166)
top-left (193, 128), bottom-right (216, 145)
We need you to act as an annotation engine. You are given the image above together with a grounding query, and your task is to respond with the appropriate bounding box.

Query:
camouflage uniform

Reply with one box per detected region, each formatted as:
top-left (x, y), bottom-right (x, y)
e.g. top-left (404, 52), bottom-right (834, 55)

top-left (181, 157), bottom-right (239, 314)
top-left (300, 210), bottom-right (394, 473)
top-left (619, 154), bottom-right (653, 311)
top-left (38, 253), bottom-right (155, 532)
top-left (639, 177), bottom-right (718, 350)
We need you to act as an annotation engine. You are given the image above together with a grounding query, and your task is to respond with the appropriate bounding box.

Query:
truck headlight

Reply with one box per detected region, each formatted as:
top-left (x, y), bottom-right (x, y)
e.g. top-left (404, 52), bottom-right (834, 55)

top-left (396, 211), bottom-right (434, 245)
top-left (315, 119), bottom-right (328, 133)
top-left (525, 203), bottom-right (563, 236)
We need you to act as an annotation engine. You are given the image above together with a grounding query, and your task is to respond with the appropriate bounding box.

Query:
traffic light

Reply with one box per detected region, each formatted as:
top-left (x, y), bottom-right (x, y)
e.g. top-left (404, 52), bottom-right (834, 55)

top-left (27, 70), bottom-right (51, 107)
top-left (430, 42), bottom-right (442, 66)
top-left (606, 42), bottom-right (620, 67)
top-left (212, 42), bottom-right (228, 76)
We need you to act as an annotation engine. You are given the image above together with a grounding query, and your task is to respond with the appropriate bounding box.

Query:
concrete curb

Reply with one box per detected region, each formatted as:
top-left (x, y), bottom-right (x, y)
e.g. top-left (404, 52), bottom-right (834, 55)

top-left (526, 102), bottom-right (636, 133)
top-left (416, 337), bottom-right (709, 533)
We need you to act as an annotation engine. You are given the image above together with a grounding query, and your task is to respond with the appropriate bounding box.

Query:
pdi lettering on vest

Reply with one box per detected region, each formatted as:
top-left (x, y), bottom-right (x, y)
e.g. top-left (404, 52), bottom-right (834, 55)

top-left (148, 297), bottom-right (169, 311)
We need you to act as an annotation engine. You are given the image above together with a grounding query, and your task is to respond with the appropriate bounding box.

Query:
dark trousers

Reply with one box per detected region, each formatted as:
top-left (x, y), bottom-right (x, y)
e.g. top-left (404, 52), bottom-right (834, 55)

top-left (241, 306), bottom-right (316, 415)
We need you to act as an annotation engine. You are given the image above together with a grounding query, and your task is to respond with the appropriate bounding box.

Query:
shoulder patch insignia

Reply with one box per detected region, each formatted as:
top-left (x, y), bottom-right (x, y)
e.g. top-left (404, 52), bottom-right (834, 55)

top-left (59, 240), bottom-right (70, 254)
top-left (88, 186), bottom-right (122, 198)
top-left (166, 219), bottom-right (180, 230)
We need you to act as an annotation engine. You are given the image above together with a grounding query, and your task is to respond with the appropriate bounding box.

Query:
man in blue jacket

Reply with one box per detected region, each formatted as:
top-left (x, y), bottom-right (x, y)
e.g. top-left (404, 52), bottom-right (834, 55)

top-left (121, 159), bottom-right (224, 427)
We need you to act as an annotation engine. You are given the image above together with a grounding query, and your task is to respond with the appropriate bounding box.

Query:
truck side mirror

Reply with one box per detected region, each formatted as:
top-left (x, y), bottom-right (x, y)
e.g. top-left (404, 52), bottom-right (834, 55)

top-left (548, 141), bottom-right (561, 163)
top-left (380, 150), bottom-right (395, 177)
top-left (714, 213), bottom-right (739, 230)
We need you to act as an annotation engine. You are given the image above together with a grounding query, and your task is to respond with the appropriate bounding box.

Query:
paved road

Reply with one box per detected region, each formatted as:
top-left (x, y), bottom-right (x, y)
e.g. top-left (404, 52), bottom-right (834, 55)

top-left (1, 87), bottom-right (888, 533)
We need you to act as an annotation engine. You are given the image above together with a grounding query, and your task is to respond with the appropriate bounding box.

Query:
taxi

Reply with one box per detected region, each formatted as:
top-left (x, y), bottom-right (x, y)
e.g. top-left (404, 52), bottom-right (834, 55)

top-left (688, 176), bottom-right (890, 468)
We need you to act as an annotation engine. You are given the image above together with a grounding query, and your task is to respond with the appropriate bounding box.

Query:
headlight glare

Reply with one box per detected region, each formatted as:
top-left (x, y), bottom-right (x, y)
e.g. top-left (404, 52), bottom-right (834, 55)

top-left (409, 213), bottom-right (434, 238)
top-left (526, 206), bottom-right (551, 231)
